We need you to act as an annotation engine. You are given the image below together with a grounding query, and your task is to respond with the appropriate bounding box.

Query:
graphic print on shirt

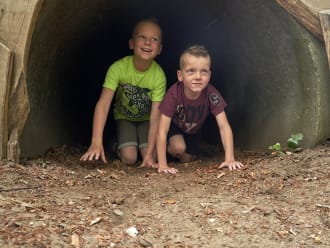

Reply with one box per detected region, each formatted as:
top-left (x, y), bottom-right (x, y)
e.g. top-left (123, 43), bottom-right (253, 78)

top-left (117, 83), bottom-right (151, 118)
top-left (174, 104), bottom-right (207, 133)
top-left (209, 93), bottom-right (221, 106)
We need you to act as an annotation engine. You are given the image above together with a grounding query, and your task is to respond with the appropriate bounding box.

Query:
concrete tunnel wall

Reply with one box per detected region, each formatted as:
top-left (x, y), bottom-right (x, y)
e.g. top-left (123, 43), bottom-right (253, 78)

top-left (20, 0), bottom-right (330, 157)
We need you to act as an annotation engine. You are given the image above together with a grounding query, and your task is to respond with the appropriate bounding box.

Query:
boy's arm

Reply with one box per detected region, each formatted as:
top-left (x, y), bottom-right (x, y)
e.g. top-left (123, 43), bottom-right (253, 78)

top-left (80, 88), bottom-right (115, 163)
top-left (215, 112), bottom-right (244, 170)
top-left (140, 101), bottom-right (161, 167)
top-left (157, 114), bottom-right (179, 174)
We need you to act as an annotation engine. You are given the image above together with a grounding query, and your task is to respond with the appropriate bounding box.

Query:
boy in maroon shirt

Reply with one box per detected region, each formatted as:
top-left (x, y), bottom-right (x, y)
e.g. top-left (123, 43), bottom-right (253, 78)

top-left (157, 45), bottom-right (244, 174)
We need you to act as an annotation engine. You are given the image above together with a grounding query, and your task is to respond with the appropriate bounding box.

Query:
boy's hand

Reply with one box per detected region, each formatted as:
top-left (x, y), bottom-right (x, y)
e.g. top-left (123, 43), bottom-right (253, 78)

top-left (139, 154), bottom-right (157, 168)
top-left (80, 144), bottom-right (107, 163)
top-left (157, 165), bottom-right (179, 174)
top-left (219, 160), bottom-right (244, 171)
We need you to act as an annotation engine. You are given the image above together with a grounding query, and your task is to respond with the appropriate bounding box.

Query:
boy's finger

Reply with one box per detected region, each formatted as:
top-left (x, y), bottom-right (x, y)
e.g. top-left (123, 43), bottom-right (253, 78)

top-left (101, 154), bottom-right (107, 163)
top-left (218, 163), bottom-right (226, 169)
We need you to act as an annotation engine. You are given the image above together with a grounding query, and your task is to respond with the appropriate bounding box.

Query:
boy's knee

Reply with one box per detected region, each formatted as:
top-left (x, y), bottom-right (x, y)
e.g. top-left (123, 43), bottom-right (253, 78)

top-left (122, 158), bottom-right (137, 165)
top-left (119, 148), bottom-right (138, 165)
top-left (168, 142), bottom-right (186, 156)
top-left (179, 154), bottom-right (195, 163)
top-left (120, 154), bottom-right (137, 165)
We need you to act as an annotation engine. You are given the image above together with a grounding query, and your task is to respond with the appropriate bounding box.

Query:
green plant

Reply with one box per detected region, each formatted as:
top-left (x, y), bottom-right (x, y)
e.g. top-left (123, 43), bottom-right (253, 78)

top-left (287, 133), bottom-right (304, 151)
top-left (268, 133), bottom-right (304, 155)
top-left (268, 142), bottom-right (285, 155)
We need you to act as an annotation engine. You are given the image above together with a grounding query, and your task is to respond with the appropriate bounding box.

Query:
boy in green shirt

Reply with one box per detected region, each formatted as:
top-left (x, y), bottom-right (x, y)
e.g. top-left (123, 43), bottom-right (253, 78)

top-left (81, 18), bottom-right (166, 167)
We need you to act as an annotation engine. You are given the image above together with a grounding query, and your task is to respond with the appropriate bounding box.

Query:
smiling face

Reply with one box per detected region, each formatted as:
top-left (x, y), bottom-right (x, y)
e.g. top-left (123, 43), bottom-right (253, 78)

top-left (129, 21), bottom-right (162, 68)
top-left (177, 53), bottom-right (211, 99)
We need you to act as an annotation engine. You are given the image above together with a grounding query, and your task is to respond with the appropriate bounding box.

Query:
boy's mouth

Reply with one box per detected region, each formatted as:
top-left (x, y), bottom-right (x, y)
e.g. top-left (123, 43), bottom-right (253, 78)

top-left (141, 48), bottom-right (152, 53)
top-left (191, 82), bottom-right (205, 89)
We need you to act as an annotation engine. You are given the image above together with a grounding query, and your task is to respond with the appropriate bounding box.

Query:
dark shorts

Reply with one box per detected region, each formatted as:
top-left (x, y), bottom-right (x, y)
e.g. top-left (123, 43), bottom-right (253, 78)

top-left (168, 123), bottom-right (201, 155)
top-left (116, 119), bottom-right (149, 149)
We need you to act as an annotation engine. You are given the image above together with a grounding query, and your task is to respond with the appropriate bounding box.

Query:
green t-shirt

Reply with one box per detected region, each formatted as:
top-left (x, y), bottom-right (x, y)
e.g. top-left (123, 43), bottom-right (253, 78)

top-left (103, 56), bottom-right (166, 121)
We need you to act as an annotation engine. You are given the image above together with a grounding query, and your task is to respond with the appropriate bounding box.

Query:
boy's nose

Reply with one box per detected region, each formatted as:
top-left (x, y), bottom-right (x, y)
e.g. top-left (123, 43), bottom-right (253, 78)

top-left (144, 37), bottom-right (151, 44)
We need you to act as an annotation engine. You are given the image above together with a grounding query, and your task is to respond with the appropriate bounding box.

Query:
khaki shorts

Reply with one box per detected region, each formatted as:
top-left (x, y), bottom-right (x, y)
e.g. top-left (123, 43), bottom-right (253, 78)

top-left (116, 119), bottom-right (149, 149)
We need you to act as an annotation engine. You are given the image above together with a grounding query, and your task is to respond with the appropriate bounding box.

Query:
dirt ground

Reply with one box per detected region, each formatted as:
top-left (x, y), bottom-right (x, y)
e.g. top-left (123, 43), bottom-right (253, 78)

top-left (0, 140), bottom-right (329, 248)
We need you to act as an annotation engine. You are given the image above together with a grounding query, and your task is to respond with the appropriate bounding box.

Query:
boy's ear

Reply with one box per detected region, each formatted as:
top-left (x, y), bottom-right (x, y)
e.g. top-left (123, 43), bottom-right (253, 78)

top-left (157, 44), bottom-right (163, 55)
top-left (177, 70), bottom-right (183, 81)
top-left (129, 38), bottom-right (134, 49)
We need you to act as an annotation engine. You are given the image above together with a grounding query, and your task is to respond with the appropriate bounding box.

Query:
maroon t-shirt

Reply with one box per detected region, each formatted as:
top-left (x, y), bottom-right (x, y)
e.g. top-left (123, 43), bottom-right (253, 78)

top-left (159, 81), bottom-right (227, 134)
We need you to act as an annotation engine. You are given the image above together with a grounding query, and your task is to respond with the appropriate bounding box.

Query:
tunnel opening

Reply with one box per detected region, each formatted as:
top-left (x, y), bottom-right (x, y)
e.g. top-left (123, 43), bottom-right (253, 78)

top-left (21, 0), bottom-right (330, 157)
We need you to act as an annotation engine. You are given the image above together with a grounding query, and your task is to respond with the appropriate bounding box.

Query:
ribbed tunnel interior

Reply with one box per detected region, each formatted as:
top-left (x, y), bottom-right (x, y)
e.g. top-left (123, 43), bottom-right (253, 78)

top-left (21, 0), bottom-right (330, 157)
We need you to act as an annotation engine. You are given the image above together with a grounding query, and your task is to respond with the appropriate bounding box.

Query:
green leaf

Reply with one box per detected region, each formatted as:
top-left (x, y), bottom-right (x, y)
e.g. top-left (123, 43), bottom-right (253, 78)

top-left (291, 133), bottom-right (304, 141)
top-left (268, 142), bottom-right (282, 151)
top-left (287, 139), bottom-right (298, 149)
top-left (287, 133), bottom-right (304, 150)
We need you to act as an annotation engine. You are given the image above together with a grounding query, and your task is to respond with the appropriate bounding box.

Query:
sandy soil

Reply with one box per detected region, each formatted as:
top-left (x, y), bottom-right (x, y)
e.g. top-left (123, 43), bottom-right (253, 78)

top-left (0, 140), bottom-right (329, 248)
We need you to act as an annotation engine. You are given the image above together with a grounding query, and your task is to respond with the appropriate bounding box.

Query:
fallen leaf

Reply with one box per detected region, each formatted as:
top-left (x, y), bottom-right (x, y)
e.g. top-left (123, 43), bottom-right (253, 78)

top-left (71, 233), bottom-right (80, 248)
top-left (289, 228), bottom-right (297, 235)
top-left (97, 169), bottom-right (106, 175)
top-left (277, 230), bottom-right (289, 238)
top-left (139, 237), bottom-right (153, 247)
top-left (164, 199), bottom-right (176, 204)
top-left (314, 236), bottom-right (322, 244)
top-left (109, 173), bottom-right (120, 180)
top-left (217, 172), bottom-right (226, 178)
top-left (90, 217), bottom-right (102, 226)
top-left (310, 234), bottom-right (322, 244)
top-left (241, 205), bottom-right (256, 213)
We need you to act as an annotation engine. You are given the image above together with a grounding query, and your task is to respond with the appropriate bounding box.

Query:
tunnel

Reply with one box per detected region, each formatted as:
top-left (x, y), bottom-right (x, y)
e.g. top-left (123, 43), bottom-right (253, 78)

top-left (19, 0), bottom-right (330, 157)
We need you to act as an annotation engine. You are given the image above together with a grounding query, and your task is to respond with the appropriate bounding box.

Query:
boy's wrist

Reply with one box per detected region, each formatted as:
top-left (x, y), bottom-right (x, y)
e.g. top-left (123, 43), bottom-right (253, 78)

top-left (158, 164), bottom-right (168, 169)
top-left (91, 139), bottom-right (102, 145)
top-left (145, 150), bottom-right (154, 158)
top-left (225, 155), bottom-right (235, 162)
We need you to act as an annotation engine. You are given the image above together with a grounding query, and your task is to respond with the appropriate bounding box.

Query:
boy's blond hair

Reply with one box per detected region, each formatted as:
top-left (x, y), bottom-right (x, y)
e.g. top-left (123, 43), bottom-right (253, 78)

top-left (179, 45), bottom-right (211, 68)
top-left (131, 17), bottom-right (162, 40)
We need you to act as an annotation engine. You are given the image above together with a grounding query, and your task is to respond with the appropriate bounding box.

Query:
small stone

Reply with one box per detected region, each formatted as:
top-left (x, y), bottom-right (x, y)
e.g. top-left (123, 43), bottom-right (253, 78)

top-left (126, 227), bottom-right (138, 237)
top-left (114, 209), bottom-right (123, 216)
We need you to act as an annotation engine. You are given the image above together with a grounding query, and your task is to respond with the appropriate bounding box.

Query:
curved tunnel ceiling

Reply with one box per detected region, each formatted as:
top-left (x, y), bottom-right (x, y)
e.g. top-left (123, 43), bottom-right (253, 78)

top-left (21, 0), bottom-right (330, 157)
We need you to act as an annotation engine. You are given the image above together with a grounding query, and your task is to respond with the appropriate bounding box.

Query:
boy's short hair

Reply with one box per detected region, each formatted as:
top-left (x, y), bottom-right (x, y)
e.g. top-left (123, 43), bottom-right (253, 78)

top-left (132, 17), bottom-right (162, 40)
top-left (179, 45), bottom-right (211, 68)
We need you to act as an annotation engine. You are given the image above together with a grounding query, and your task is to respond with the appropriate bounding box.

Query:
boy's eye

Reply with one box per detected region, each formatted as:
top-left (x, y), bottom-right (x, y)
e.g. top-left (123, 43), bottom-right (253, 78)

top-left (185, 69), bottom-right (210, 76)
top-left (136, 35), bottom-right (160, 43)
top-left (201, 69), bottom-right (210, 75)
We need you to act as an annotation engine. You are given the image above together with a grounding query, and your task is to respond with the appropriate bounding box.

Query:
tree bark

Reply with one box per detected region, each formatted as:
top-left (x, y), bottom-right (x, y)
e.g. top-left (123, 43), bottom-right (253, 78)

top-left (319, 10), bottom-right (330, 69)
top-left (275, 0), bottom-right (323, 40)
top-left (0, 43), bottom-right (13, 159)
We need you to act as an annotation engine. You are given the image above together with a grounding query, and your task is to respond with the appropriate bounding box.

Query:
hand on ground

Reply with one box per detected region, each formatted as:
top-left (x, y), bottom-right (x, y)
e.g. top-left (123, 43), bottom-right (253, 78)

top-left (219, 160), bottom-right (244, 171)
top-left (158, 166), bottom-right (179, 174)
top-left (80, 144), bottom-right (107, 163)
top-left (139, 154), bottom-right (157, 168)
